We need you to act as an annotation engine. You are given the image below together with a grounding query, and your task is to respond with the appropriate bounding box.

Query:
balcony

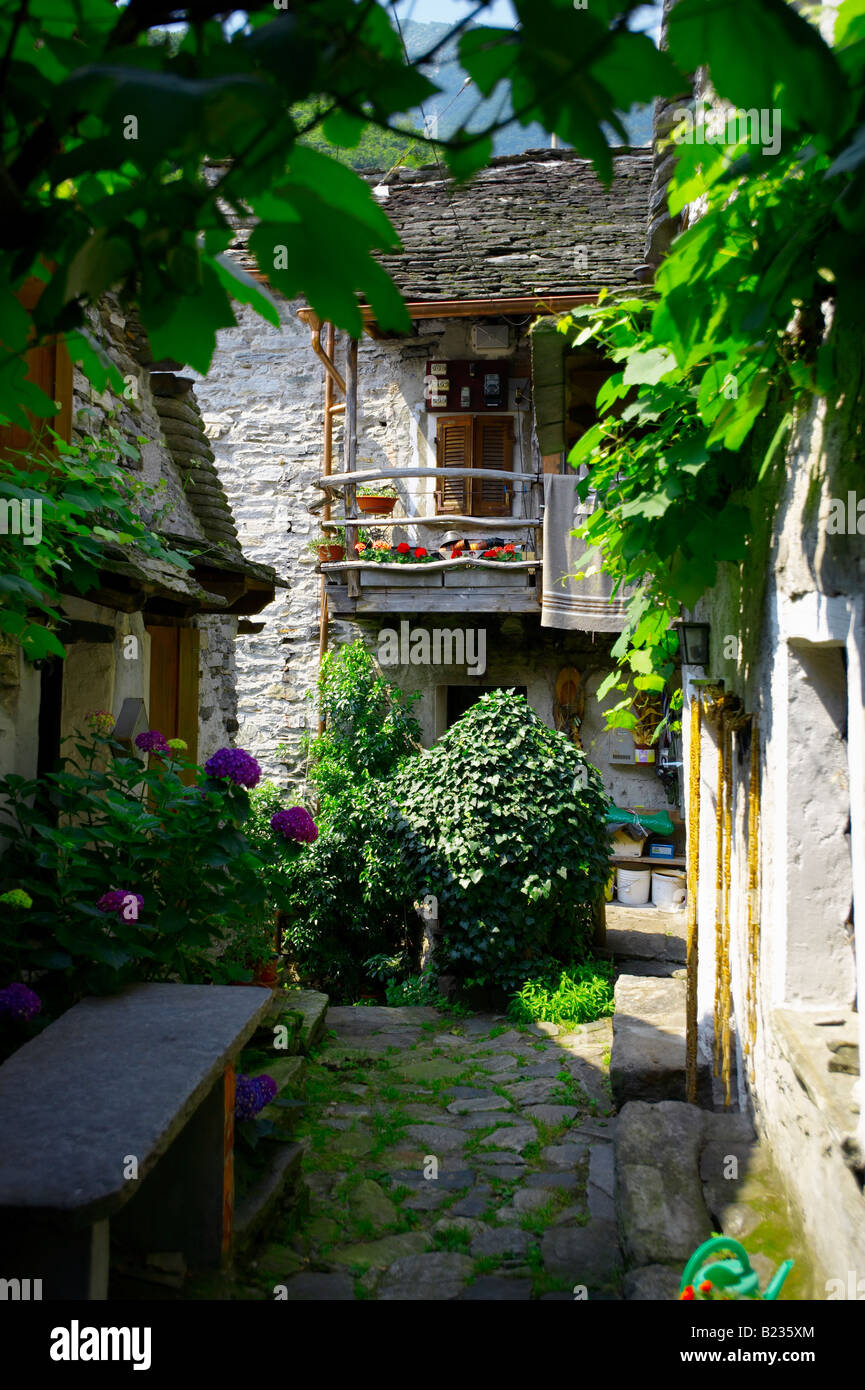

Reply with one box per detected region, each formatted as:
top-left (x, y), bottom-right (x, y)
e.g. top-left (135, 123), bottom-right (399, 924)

top-left (318, 466), bottom-right (543, 615)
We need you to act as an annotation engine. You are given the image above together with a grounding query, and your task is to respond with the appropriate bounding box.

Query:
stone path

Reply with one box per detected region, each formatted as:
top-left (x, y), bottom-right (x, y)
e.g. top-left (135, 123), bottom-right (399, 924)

top-left (244, 1005), bottom-right (619, 1301)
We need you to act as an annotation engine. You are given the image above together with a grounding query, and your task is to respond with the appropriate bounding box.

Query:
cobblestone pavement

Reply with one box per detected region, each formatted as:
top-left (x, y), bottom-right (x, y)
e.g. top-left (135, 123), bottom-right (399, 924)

top-left (245, 1005), bottom-right (618, 1301)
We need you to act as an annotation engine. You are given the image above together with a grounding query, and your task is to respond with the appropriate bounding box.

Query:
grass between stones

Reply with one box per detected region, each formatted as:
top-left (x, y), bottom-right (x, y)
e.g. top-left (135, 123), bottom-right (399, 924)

top-left (256, 1014), bottom-right (610, 1299)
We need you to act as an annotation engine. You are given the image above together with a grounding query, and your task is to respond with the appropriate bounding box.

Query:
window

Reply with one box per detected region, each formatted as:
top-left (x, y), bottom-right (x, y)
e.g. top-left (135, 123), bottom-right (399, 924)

top-left (446, 685), bottom-right (527, 728)
top-left (435, 415), bottom-right (514, 517)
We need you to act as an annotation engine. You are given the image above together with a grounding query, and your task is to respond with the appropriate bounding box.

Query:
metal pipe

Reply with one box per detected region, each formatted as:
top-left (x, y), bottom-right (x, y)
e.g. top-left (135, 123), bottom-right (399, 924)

top-left (302, 310), bottom-right (346, 396)
top-left (344, 337), bottom-right (360, 600)
top-left (318, 320), bottom-right (336, 734)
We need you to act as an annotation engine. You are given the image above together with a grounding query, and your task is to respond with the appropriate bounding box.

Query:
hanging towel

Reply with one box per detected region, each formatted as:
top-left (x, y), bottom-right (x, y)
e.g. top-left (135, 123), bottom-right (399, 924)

top-left (540, 473), bottom-right (629, 631)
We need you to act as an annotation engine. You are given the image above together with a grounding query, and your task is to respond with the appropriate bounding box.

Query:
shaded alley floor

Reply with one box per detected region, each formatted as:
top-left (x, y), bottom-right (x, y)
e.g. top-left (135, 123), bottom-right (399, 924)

top-left (246, 1005), bottom-right (619, 1301)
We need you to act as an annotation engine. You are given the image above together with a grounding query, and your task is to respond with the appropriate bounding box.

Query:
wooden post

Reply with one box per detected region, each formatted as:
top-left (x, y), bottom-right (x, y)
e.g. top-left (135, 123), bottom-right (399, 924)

top-left (318, 322), bottom-right (335, 734)
top-left (344, 337), bottom-right (360, 600)
top-left (685, 696), bottom-right (701, 1104)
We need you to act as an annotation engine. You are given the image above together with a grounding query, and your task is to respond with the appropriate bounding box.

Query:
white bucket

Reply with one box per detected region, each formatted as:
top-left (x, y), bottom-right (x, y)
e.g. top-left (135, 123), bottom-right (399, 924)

top-left (652, 869), bottom-right (687, 910)
top-left (616, 866), bottom-right (651, 906)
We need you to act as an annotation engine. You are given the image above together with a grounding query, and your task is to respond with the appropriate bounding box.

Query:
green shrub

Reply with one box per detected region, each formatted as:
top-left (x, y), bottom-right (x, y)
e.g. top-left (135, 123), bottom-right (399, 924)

top-left (387, 690), bottom-right (610, 993)
top-left (507, 958), bottom-right (615, 1027)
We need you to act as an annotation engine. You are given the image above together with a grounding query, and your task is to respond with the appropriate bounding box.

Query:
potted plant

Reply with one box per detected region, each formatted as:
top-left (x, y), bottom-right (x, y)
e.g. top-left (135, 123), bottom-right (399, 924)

top-left (357, 483), bottom-right (398, 516)
top-left (305, 530), bottom-right (345, 564)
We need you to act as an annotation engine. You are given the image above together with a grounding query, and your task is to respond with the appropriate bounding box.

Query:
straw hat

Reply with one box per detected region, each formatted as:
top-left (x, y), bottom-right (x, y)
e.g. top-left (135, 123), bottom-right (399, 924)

top-left (440, 531), bottom-right (463, 545)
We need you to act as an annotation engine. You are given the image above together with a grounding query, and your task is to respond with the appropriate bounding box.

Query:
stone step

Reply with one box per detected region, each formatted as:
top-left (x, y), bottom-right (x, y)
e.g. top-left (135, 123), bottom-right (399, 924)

top-left (252, 1054), bottom-right (306, 1096)
top-left (614, 958), bottom-right (685, 980)
top-left (614, 1100), bottom-right (814, 1300)
top-left (234, 1141), bottom-right (305, 1254)
top-left (610, 974), bottom-right (687, 1105)
top-left (606, 903), bottom-right (687, 965)
top-left (270, 989), bottom-right (329, 1052)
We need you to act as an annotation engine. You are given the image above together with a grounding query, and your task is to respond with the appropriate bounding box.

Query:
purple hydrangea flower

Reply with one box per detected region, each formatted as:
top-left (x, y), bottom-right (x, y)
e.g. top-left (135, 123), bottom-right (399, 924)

top-left (234, 1073), bottom-right (277, 1121)
top-left (97, 890), bottom-right (145, 921)
top-left (204, 747), bottom-right (262, 789)
top-left (0, 983), bottom-right (41, 1022)
top-left (271, 807), bottom-right (319, 844)
top-left (254, 1075), bottom-right (278, 1107)
top-left (135, 730), bottom-right (170, 754)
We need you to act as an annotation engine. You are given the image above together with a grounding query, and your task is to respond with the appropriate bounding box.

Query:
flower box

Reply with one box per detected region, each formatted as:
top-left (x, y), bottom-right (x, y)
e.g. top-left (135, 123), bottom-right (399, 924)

top-left (359, 568), bottom-right (444, 588)
top-left (443, 566), bottom-right (529, 588)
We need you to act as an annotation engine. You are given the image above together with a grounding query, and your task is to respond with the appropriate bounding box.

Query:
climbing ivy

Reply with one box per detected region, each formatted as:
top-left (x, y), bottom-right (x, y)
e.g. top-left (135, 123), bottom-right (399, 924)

top-left (557, 0), bottom-right (865, 729)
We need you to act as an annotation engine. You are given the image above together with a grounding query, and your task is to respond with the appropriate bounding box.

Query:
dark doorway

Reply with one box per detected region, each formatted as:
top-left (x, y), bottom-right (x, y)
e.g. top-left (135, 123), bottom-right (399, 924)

top-left (446, 685), bottom-right (527, 728)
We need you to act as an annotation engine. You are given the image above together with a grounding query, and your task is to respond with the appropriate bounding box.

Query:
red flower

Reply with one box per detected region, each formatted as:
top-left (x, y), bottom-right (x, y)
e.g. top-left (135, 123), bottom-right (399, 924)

top-left (414, 547), bottom-right (427, 558)
top-left (354, 542), bottom-right (366, 553)
top-left (503, 544), bottom-right (516, 553)
top-left (482, 547), bottom-right (501, 558)
top-left (396, 542), bottom-right (411, 554)
top-left (680, 1285), bottom-right (695, 1301)
top-left (699, 1281), bottom-right (713, 1295)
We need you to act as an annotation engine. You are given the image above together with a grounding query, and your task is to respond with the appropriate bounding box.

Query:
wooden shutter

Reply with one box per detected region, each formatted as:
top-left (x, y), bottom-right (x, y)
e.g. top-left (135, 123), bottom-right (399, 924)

top-left (472, 416), bottom-right (513, 516)
top-left (435, 415), bottom-right (472, 514)
top-left (0, 275), bottom-right (72, 466)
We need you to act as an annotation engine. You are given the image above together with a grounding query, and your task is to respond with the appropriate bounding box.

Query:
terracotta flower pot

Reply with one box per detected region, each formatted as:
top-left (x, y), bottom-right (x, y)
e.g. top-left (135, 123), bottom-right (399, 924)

top-left (357, 496), bottom-right (396, 515)
top-left (317, 544), bottom-right (345, 563)
top-left (252, 959), bottom-right (280, 987)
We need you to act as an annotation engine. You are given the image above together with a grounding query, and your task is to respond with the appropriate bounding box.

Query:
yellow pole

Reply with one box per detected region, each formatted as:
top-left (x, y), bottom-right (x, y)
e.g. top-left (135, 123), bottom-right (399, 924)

top-left (686, 696), bottom-right (701, 1104)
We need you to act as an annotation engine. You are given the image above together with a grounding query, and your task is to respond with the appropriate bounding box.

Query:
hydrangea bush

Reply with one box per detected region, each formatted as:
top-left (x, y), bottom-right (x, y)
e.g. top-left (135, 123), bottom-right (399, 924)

top-left (0, 724), bottom-right (315, 1008)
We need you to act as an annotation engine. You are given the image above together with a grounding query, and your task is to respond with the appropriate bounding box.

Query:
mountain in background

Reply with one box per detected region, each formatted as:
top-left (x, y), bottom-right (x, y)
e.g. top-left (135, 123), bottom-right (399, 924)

top-left (296, 17), bottom-right (653, 171)
top-left (401, 18), bottom-right (653, 157)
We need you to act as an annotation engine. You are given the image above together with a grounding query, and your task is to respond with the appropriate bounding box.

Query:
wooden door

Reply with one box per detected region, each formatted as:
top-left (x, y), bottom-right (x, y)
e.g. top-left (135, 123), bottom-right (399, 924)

top-left (146, 625), bottom-right (200, 779)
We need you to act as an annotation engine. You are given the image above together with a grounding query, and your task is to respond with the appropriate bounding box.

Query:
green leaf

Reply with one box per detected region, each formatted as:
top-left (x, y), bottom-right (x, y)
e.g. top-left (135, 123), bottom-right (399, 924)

top-left (209, 253), bottom-right (281, 328)
top-left (622, 347), bottom-right (678, 386)
top-left (668, 0), bottom-right (846, 138)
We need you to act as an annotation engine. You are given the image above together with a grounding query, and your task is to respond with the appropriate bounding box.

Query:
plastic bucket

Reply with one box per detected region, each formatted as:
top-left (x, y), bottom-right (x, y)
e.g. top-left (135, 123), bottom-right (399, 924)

top-left (652, 869), bottom-right (687, 910)
top-left (616, 866), bottom-right (651, 906)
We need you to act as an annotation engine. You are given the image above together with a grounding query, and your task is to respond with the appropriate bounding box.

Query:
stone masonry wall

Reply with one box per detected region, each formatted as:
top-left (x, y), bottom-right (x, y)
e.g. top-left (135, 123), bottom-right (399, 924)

top-left (196, 296), bottom-right (675, 819)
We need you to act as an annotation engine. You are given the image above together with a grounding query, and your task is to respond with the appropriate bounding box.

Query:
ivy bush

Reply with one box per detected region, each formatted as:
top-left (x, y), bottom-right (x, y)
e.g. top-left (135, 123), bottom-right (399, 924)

top-left (387, 690), bottom-right (610, 994)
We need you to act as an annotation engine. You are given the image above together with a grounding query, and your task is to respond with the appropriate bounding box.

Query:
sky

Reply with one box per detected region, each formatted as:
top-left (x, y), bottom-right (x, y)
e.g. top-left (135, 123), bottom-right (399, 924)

top-left (386, 0), bottom-right (662, 38)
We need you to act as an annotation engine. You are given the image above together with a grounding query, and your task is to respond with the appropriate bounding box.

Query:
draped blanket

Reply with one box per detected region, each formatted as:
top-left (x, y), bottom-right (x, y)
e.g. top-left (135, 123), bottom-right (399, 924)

top-left (540, 474), bottom-right (629, 632)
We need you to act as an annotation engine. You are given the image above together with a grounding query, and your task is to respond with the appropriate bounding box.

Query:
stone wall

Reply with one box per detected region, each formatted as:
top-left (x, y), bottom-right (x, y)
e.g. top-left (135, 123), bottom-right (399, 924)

top-left (0, 295), bottom-right (242, 790)
top-left (681, 343), bottom-right (865, 1283)
top-left (195, 297), bottom-right (675, 816)
top-left (73, 297), bottom-right (241, 763)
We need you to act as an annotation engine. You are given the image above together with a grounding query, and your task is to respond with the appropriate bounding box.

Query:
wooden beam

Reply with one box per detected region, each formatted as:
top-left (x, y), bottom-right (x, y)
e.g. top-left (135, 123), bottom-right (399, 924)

top-left (361, 293), bottom-right (597, 323)
top-left (326, 587), bottom-right (542, 615)
top-left (321, 559), bottom-right (539, 572)
top-left (320, 468), bottom-right (540, 487)
top-left (320, 516), bottom-right (541, 529)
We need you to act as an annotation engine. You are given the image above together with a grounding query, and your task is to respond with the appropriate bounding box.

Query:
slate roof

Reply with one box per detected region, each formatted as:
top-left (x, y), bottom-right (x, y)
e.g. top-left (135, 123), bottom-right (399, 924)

top-left (367, 148), bottom-right (653, 301)
top-left (96, 302), bottom-right (282, 614)
top-left (218, 147), bottom-right (652, 306)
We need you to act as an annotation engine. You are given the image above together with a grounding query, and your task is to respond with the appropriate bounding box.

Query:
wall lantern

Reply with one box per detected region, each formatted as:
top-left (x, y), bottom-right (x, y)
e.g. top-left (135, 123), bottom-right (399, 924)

top-left (674, 620), bottom-right (710, 668)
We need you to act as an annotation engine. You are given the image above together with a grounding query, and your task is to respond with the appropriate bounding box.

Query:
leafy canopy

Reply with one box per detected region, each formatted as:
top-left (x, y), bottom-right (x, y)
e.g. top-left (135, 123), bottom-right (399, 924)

top-left (0, 0), bottom-right (680, 430)
top-left (556, 0), bottom-right (865, 723)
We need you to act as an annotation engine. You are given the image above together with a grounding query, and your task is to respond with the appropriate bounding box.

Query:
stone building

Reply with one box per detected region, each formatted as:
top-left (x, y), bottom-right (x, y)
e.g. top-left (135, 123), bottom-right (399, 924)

top-left (0, 289), bottom-right (279, 789)
top-left (195, 148), bottom-right (681, 823)
top-left (671, 1), bottom-right (865, 1287)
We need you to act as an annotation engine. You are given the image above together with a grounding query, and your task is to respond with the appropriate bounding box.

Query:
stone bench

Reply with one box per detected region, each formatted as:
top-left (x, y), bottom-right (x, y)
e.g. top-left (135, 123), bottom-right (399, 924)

top-left (0, 982), bottom-right (272, 1300)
